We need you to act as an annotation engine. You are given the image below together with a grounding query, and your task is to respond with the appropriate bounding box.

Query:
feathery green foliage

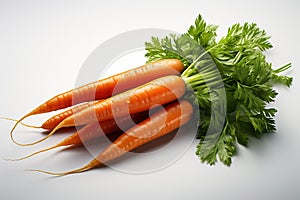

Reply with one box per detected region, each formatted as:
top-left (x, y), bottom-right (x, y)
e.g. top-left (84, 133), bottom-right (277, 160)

top-left (145, 14), bottom-right (292, 166)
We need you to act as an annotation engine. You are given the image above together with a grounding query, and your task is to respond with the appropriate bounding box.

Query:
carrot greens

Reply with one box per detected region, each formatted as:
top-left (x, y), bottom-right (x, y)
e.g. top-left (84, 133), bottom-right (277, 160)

top-left (145, 15), bottom-right (292, 166)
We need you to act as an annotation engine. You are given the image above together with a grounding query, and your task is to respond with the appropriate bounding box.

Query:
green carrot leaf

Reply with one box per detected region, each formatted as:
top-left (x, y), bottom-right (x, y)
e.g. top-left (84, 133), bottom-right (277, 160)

top-left (145, 14), bottom-right (292, 166)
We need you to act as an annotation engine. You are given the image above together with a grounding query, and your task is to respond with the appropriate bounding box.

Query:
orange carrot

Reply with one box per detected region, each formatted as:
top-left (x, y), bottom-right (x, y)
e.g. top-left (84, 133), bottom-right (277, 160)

top-left (29, 100), bottom-right (193, 176)
top-left (3, 101), bottom-right (102, 130)
top-left (30, 59), bottom-right (183, 115)
top-left (10, 59), bottom-right (183, 134)
top-left (7, 112), bottom-right (148, 161)
top-left (40, 100), bottom-right (102, 130)
top-left (14, 75), bottom-right (186, 146)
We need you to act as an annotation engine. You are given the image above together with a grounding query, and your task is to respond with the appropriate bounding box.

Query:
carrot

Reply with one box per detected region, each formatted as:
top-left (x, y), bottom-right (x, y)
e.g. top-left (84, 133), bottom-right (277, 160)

top-left (14, 75), bottom-right (186, 146)
top-left (40, 100), bottom-right (102, 130)
top-left (9, 59), bottom-right (184, 140)
top-left (6, 111), bottom-right (148, 161)
top-left (7, 101), bottom-right (104, 146)
top-left (3, 101), bottom-right (101, 130)
top-left (28, 100), bottom-right (193, 176)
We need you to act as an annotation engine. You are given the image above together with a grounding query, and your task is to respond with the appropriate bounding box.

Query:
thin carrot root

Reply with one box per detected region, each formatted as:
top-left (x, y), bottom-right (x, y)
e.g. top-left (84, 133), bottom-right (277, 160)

top-left (9, 113), bottom-right (34, 146)
top-left (11, 123), bottom-right (64, 146)
top-left (3, 144), bottom-right (61, 161)
top-left (26, 159), bottom-right (101, 176)
top-left (0, 117), bottom-right (41, 128)
top-left (25, 167), bottom-right (90, 176)
top-left (5, 112), bottom-right (147, 160)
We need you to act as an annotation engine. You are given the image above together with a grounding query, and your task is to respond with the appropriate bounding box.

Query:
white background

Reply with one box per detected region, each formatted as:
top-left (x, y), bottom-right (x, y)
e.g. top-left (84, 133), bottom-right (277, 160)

top-left (0, 0), bottom-right (299, 199)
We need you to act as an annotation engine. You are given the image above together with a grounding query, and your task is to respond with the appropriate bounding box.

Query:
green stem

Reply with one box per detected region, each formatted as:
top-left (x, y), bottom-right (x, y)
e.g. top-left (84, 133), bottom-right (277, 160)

top-left (272, 63), bottom-right (292, 74)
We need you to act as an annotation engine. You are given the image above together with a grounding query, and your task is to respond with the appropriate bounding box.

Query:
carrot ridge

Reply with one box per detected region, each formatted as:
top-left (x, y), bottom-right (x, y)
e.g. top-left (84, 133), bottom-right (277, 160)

top-left (31, 100), bottom-right (193, 176)
top-left (13, 75), bottom-right (185, 146)
top-left (8, 59), bottom-right (184, 145)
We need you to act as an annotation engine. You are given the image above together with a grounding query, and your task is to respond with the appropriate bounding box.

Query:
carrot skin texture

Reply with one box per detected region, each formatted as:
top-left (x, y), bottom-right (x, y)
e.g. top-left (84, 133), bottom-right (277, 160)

top-left (10, 59), bottom-right (183, 146)
top-left (64, 112), bottom-right (148, 146)
top-left (95, 100), bottom-right (193, 164)
top-left (61, 75), bottom-right (186, 128)
top-left (41, 101), bottom-right (101, 130)
top-left (35, 100), bottom-right (193, 175)
top-left (11, 75), bottom-right (185, 146)
top-left (3, 101), bottom-right (100, 130)
top-left (29, 59), bottom-right (184, 116)
top-left (6, 112), bottom-right (149, 161)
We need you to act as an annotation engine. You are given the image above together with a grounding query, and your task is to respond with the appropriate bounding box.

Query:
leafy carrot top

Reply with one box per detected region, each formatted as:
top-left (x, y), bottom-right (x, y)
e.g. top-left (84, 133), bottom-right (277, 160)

top-left (145, 15), bottom-right (292, 166)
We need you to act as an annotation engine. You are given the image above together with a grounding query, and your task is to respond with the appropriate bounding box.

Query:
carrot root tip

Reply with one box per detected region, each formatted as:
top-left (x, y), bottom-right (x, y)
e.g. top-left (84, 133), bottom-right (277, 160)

top-left (25, 169), bottom-right (68, 176)
top-left (0, 117), bottom-right (41, 128)
top-left (2, 145), bottom-right (60, 161)
top-left (11, 123), bottom-right (63, 146)
top-left (25, 165), bottom-right (93, 176)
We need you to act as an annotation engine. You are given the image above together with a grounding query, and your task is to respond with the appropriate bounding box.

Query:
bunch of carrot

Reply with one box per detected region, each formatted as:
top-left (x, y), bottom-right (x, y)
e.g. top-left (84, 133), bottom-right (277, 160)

top-left (6, 59), bottom-right (197, 175)
top-left (4, 14), bottom-right (292, 176)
